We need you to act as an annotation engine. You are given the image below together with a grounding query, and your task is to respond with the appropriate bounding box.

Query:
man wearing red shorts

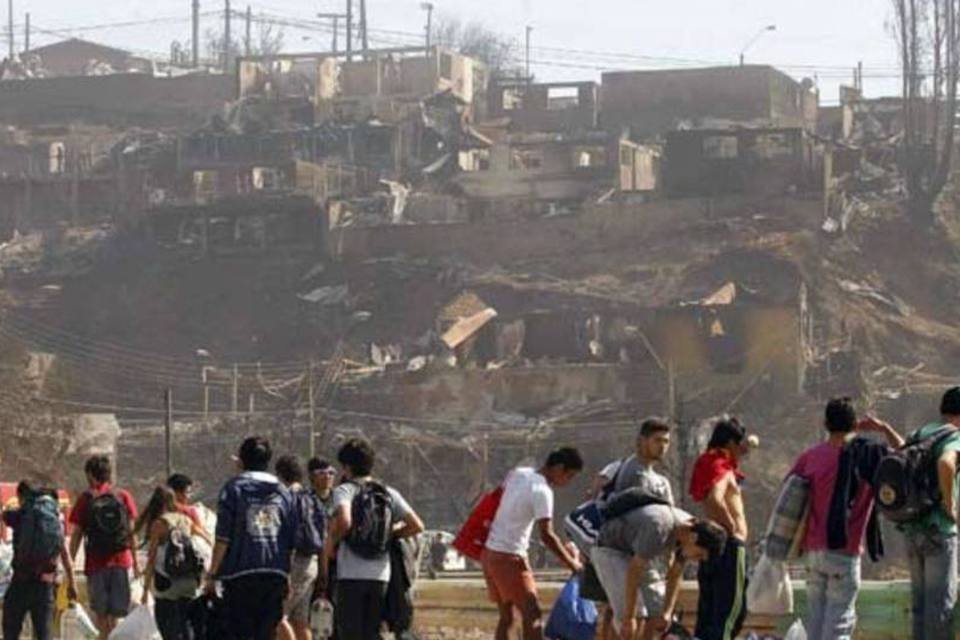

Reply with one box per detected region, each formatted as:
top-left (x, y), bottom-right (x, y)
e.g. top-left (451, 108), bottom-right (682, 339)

top-left (482, 447), bottom-right (584, 640)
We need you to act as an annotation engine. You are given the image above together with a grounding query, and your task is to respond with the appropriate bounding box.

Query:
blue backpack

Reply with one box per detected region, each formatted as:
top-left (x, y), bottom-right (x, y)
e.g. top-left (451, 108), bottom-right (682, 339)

top-left (545, 577), bottom-right (597, 640)
top-left (293, 489), bottom-right (325, 554)
top-left (14, 494), bottom-right (64, 569)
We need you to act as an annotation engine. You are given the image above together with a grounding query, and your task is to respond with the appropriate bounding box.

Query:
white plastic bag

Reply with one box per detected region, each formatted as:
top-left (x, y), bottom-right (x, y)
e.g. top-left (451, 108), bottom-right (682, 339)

top-left (310, 598), bottom-right (335, 639)
top-left (784, 619), bottom-right (807, 640)
top-left (61, 603), bottom-right (99, 640)
top-left (108, 604), bottom-right (160, 640)
top-left (746, 554), bottom-right (794, 615)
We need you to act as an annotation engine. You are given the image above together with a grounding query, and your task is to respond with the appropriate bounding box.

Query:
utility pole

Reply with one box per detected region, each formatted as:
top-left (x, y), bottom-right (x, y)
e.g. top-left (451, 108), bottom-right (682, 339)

top-left (223, 0), bottom-right (231, 72)
top-left (231, 363), bottom-right (239, 415)
top-left (420, 2), bottom-right (433, 54)
top-left (359, 0), bottom-right (368, 59)
top-left (308, 360), bottom-right (316, 457)
top-left (23, 11), bottom-right (28, 53)
top-left (525, 25), bottom-right (533, 85)
top-left (345, 0), bottom-right (353, 61)
top-left (7, 0), bottom-right (14, 60)
top-left (164, 389), bottom-right (173, 478)
top-left (201, 366), bottom-right (210, 418)
top-left (244, 5), bottom-right (251, 56)
top-left (192, 0), bottom-right (200, 68)
top-left (318, 13), bottom-right (343, 53)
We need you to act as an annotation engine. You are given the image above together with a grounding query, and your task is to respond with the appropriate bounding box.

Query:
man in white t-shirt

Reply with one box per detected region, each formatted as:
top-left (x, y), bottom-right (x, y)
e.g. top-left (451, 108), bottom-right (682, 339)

top-left (483, 447), bottom-right (585, 640)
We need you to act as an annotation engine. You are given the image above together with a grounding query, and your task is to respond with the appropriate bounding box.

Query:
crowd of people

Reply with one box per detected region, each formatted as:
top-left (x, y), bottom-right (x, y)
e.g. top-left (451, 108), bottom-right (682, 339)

top-left (2, 387), bottom-right (960, 640)
top-left (478, 388), bottom-right (960, 640)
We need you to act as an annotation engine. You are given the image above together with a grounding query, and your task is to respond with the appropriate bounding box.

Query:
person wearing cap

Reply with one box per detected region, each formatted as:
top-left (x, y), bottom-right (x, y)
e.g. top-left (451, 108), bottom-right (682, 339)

top-left (788, 397), bottom-right (903, 640)
top-left (688, 416), bottom-right (755, 640)
top-left (901, 387), bottom-right (960, 640)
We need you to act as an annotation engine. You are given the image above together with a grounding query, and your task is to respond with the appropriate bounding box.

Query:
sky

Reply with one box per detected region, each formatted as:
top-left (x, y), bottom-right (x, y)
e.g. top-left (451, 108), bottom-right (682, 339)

top-left (6, 0), bottom-right (903, 103)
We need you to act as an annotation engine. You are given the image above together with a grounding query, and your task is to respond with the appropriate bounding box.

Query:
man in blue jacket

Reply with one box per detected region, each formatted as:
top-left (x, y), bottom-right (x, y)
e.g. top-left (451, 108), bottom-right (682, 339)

top-left (205, 436), bottom-right (297, 640)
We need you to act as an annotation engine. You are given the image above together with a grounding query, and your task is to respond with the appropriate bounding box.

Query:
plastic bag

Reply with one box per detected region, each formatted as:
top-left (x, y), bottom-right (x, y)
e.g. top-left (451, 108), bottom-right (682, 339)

top-left (108, 604), bottom-right (160, 640)
top-left (784, 619), bottom-right (807, 640)
top-left (746, 554), bottom-right (793, 615)
top-left (544, 577), bottom-right (598, 640)
top-left (310, 598), bottom-right (335, 639)
top-left (61, 603), bottom-right (100, 640)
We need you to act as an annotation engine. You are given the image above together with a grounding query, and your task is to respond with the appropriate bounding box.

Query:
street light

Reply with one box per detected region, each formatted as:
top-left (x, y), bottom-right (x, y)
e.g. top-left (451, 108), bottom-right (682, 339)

top-left (739, 24), bottom-right (776, 66)
top-left (420, 2), bottom-right (434, 53)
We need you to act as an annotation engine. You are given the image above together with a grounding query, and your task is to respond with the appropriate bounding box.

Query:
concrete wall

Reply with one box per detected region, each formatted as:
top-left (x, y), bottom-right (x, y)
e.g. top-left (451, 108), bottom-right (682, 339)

top-left (0, 74), bottom-right (233, 128)
top-left (328, 194), bottom-right (822, 265)
top-left (489, 81), bottom-right (599, 132)
top-left (600, 65), bottom-right (816, 137)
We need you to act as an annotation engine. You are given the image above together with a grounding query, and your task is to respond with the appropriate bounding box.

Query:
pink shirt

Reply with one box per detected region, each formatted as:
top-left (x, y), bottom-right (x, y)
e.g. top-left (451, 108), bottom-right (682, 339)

top-left (789, 442), bottom-right (875, 555)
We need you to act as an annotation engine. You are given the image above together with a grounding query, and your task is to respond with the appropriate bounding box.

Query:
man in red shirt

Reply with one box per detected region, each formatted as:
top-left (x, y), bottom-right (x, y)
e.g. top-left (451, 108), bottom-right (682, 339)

top-left (68, 456), bottom-right (139, 639)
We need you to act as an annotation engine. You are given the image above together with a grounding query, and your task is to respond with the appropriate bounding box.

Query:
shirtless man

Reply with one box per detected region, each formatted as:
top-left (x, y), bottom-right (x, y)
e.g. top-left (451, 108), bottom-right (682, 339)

top-left (688, 417), bottom-right (756, 640)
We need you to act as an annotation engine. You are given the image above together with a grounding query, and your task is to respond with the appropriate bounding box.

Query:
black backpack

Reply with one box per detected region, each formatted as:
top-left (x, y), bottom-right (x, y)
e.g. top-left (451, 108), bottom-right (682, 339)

top-left (84, 492), bottom-right (131, 557)
top-left (875, 427), bottom-right (958, 523)
top-left (345, 481), bottom-right (394, 559)
top-left (293, 489), bottom-right (325, 555)
top-left (161, 526), bottom-right (204, 580)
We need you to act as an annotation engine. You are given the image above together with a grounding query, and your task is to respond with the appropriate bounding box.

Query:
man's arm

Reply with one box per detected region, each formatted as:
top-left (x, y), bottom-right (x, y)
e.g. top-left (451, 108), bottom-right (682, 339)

top-left (204, 539), bottom-right (228, 593)
top-left (536, 519), bottom-right (581, 573)
top-left (69, 528), bottom-right (83, 562)
top-left (59, 540), bottom-right (77, 601)
top-left (703, 472), bottom-right (738, 534)
top-left (860, 417), bottom-right (905, 448)
top-left (620, 556), bottom-right (648, 640)
top-left (659, 554), bottom-right (685, 627)
top-left (393, 510), bottom-right (425, 539)
top-left (939, 451), bottom-right (958, 523)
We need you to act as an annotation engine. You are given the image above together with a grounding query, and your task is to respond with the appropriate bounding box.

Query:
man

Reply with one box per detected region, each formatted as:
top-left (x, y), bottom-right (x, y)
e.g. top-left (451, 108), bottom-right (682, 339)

top-left (205, 436), bottom-right (297, 640)
top-left (483, 447), bottom-right (584, 640)
top-left (275, 455), bottom-right (324, 640)
top-left (3, 483), bottom-right (78, 640)
top-left (688, 417), bottom-right (755, 640)
top-left (591, 418), bottom-right (674, 503)
top-left (68, 455), bottom-right (139, 640)
top-left (901, 387), bottom-right (960, 640)
top-left (325, 438), bottom-right (425, 640)
top-left (166, 472), bottom-right (213, 545)
top-left (307, 457), bottom-right (336, 516)
top-left (593, 503), bottom-right (727, 640)
top-left (789, 397), bottom-right (903, 640)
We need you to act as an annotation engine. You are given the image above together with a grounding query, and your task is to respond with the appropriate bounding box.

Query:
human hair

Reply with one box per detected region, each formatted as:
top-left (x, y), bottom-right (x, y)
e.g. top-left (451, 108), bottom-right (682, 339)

top-left (707, 417), bottom-right (745, 449)
top-left (84, 455), bottom-right (112, 484)
top-left (691, 520), bottom-right (728, 560)
top-left (825, 397), bottom-right (857, 433)
top-left (238, 436), bottom-right (272, 472)
top-left (275, 455), bottom-right (304, 485)
top-left (133, 486), bottom-right (178, 539)
top-left (166, 473), bottom-right (193, 494)
top-left (15, 480), bottom-right (36, 501)
top-left (639, 418), bottom-right (671, 439)
top-left (307, 457), bottom-right (332, 474)
top-left (545, 446), bottom-right (584, 472)
top-left (337, 438), bottom-right (376, 477)
top-left (941, 387), bottom-right (960, 417)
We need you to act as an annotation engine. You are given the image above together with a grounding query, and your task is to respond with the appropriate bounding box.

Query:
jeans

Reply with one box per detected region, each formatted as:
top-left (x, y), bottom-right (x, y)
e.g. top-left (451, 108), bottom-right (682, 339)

top-left (2, 580), bottom-right (54, 640)
top-left (155, 597), bottom-right (195, 640)
top-left (804, 550), bottom-right (861, 640)
top-left (335, 579), bottom-right (387, 640)
top-left (906, 530), bottom-right (958, 640)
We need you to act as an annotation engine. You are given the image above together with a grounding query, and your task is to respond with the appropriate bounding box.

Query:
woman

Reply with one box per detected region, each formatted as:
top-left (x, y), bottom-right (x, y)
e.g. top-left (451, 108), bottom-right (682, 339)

top-left (134, 486), bottom-right (206, 640)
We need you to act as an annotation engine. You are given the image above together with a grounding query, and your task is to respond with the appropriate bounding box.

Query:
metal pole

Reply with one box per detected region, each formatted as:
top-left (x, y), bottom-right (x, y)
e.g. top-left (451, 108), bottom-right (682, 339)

top-left (425, 3), bottom-right (433, 54)
top-left (333, 15), bottom-right (339, 53)
top-left (231, 364), bottom-right (239, 415)
top-left (224, 0), bottom-right (231, 72)
top-left (192, 0), bottom-right (200, 68)
top-left (308, 360), bottom-right (316, 457)
top-left (245, 5), bottom-right (251, 56)
top-left (23, 11), bottom-right (28, 53)
top-left (525, 25), bottom-right (532, 84)
top-left (345, 0), bottom-right (352, 61)
top-left (359, 0), bottom-right (368, 60)
top-left (202, 366), bottom-right (210, 418)
top-left (7, 0), bottom-right (13, 60)
top-left (164, 389), bottom-right (173, 478)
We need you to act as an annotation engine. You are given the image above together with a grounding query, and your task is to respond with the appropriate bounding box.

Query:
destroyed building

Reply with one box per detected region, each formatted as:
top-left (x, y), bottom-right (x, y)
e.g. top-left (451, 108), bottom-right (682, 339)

top-left (17, 38), bottom-right (154, 78)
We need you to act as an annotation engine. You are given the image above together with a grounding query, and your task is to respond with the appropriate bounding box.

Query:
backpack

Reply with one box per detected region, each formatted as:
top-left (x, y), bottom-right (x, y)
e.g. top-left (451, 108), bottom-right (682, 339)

top-left (161, 526), bottom-right (204, 580)
top-left (14, 494), bottom-right (63, 569)
top-left (875, 426), bottom-right (958, 523)
top-left (345, 481), bottom-right (394, 559)
top-left (293, 489), bottom-right (325, 555)
top-left (453, 486), bottom-right (504, 562)
top-left (84, 492), bottom-right (131, 557)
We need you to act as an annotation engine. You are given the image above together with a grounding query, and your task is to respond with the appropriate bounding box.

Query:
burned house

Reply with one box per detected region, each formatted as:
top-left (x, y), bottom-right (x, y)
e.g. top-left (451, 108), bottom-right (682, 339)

top-left (600, 65), bottom-right (819, 138)
top-left (662, 127), bottom-right (820, 198)
top-left (16, 38), bottom-right (153, 78)
top-left (487, 81), bottom-right (599, 133)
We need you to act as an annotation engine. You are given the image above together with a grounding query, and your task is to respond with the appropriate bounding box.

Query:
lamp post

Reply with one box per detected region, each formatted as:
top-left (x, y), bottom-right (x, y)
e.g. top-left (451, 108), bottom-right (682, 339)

top-left (739, 24), bottom-right (776, 66)
top-left (420, 2), bottom-right (434, 54)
